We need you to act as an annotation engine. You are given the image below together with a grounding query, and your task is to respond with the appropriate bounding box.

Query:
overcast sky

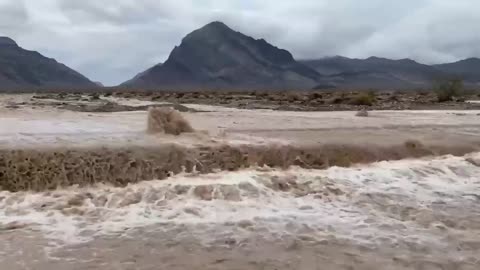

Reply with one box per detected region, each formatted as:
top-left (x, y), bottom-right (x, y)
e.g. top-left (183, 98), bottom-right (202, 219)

top-left (1, 0), bottom-right (479, 85)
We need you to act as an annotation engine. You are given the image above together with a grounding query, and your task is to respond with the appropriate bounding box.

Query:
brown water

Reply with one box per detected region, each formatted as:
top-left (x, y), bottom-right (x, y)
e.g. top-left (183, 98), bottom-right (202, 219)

top-left (1, 154), bottom-right (480, 270)
top-left (1, 141), bottom-right (476, 192)
top-left (4, 228), bottom-right (476, 270)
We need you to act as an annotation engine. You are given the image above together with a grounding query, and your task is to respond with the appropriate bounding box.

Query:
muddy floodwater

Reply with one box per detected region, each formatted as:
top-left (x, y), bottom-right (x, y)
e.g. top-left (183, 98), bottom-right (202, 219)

top-left (1, 156), bottom-right (480, 269)
top-left (1, 94), bottom-right (480, 269)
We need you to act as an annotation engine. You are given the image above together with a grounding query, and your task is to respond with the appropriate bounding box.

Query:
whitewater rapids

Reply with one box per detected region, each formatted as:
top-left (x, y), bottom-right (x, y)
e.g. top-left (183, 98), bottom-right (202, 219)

top-left (1, 153), bottom-right (479, 269)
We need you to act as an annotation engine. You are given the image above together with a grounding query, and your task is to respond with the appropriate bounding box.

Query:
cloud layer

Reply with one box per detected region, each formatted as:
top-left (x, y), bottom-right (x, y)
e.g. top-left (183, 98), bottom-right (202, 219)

top-left (1, 0), bottom-right (479, 85)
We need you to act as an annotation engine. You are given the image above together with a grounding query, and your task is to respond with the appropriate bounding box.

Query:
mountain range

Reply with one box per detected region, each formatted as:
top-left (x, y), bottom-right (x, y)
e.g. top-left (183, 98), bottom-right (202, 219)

top-left (122, 22), bottom-right (320, 89)
top-left (301, 56), bottom-right (480, 89)
top-left (0, 37), bottom-right (96, 89)
top-left (123, 22), bottom-right (480, 90)
top-left (1, 22), bottom-right (480, 90)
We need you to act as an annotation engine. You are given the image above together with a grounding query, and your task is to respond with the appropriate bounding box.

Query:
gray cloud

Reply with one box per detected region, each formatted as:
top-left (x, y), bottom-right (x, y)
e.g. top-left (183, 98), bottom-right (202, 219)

top-left (1, 0), bottom-right (479, 85)
top-left (0, 0), bottom-right (29, 33)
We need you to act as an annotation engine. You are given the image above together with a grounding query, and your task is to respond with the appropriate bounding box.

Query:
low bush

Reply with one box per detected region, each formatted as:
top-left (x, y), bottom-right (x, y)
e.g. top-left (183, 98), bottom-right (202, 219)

top-left (349, 91), bottom-right (376, 106)
top-left (434, 79), bottom-right (463, 102)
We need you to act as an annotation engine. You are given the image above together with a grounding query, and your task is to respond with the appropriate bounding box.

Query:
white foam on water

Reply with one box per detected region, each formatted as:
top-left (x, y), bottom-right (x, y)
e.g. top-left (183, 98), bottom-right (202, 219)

top-left (319, 153), bottom-right (480, 203)
top-left (0, 153), bottom-right (479, 250)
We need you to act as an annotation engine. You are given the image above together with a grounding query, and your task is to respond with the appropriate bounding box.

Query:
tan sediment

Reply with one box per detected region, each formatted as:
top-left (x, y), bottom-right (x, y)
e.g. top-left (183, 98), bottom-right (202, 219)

top-left (1, 141), bottom-right (477, 192)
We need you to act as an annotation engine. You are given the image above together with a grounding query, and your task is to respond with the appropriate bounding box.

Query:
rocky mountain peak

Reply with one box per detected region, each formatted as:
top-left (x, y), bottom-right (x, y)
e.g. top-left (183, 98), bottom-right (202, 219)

top-left (0, 36), bottom-right (18, 46)
top-left (122, 21), bottom-right (320, 89)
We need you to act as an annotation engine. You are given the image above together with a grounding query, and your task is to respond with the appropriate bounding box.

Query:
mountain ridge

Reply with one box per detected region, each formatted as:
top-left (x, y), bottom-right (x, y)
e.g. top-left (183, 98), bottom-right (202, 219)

top-left (433, 57), bottom-right (480, 82)
top-left (301, 56), bottom-right (480, 89)
top-left (0, 37), bottom-right (96, 89)
top-left (122, 21), bottom-right (321, 90)
top-left (123, 22), bottom-right (480, 90)
top-left (3, 24), bottom-right (480, 91)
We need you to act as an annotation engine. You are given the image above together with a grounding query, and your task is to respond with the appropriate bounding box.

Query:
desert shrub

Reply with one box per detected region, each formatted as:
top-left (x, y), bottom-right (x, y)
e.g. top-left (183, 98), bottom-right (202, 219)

top-left (350, 91), bottom-right (376, 106)
top-left (308, 92), bottom-right (323, 100)
top-left (460, 88), bottom-right (477, 96)
top-left (388, 95), bottom-right (400, 102)
top-left (434, 79), bottom-right (463, 102)
top-left (286, 92), bottom-right (301, 102)
top-left (256, 92), bottom-right (269, 98)
top-left (415, 89), bottom-right (429, 96)
top-left (330, 97), bottom-right (344, 104)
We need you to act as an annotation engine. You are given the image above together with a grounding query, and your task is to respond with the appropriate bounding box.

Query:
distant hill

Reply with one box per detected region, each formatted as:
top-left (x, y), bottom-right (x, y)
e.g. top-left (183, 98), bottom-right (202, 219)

top-left (0, 37), bottom-right (96, 90)
top-left (122, 22), bottom-right (321, 90)
top-left (302, 56), bottom-right (447, 89)
top-left (433, 58), bottom-right (480, 84)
